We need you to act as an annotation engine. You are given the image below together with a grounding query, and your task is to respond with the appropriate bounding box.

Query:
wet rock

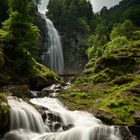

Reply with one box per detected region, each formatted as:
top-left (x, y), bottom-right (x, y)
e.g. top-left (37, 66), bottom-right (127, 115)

top-left (40, 84), bottom-right (63, 97)
top-left (31, 105), bottom-right (49, 122)
top-left (47, 112), bottom-right (62, 123)
top-left (54, 122), bottom-right (62, 131)
top-left (129, 126), bottom-right (140, 140)
top-left (42, 112), bottom-right (47, 122)
top-left (63, 124), bottom-right (74, 131)
top-left (30, 91), bottom-right (40, 97)
top-left (119, 126), bottom-right (137, 140)
top-left (29, 76), bottom-right (56, 91)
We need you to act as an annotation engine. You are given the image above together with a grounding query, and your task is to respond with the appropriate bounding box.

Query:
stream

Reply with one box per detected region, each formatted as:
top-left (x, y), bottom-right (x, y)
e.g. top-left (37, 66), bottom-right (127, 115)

top-left (3, 85), bottom-right (122, 140)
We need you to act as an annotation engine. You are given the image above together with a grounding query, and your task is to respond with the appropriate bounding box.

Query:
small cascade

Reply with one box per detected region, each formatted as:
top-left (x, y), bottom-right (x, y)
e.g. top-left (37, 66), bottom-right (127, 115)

top-left (38, 0), bottom-right (64, 74)
top-left (30, 98), bottom-right (121, 140)
top-left (7, 96), bottom-right (46, 133)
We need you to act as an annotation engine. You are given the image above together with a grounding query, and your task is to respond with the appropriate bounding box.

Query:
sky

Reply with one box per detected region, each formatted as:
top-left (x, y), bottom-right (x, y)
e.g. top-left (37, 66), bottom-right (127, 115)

top-left (90, 0), bottom-right (122, 12)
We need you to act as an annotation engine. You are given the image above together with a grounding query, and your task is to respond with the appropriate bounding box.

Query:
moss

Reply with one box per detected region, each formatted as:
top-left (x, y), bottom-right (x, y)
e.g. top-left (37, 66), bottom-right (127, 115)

top-left (59, 80), bottom-right (140, 125)
top-left (94, 56), bottom-right (136, 73)
top-left (84, 58), bottom-right (96, 69)
top-left (0, 48), bottom-right (5, 68)
top-left (0, 55), bottom-right (60, 89)
top-left (58, 31), bottom-right (140, 126)
top-left (26, 61), bottom-right (61, 90)
top-left (32, 61), bottom-right (60, 81)
top-left (110, 75), bottom-right (133, 85)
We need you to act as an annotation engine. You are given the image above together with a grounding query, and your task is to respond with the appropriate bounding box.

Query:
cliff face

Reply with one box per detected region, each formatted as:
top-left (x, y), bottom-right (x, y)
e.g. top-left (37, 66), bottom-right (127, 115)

top-left (62, 32), bottom-right (88, 74)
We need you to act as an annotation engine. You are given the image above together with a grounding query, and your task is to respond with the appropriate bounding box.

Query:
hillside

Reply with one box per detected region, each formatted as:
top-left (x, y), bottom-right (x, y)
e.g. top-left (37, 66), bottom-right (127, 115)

top-left (59, 0), bottom-right (140, 126)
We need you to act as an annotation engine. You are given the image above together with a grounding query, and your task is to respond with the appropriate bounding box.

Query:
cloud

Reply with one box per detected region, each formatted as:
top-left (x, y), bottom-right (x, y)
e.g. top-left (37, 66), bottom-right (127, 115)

top-left (90, 0), bottom-right (122, 12)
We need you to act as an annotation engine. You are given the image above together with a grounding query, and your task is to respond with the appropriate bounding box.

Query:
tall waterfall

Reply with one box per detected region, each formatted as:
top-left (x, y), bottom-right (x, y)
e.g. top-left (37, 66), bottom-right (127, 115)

top-left (38, 0), bottom-right (64, 74)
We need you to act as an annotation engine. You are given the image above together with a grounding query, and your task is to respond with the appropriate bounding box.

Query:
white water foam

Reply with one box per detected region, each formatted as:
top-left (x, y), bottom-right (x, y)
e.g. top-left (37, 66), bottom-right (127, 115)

top-left (4, 96), bottom-right (121, 140)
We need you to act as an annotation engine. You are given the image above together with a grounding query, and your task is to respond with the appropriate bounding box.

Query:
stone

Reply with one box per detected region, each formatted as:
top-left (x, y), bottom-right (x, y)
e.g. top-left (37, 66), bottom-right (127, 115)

top-left (88, 109), bottom-right (115, 125)
top-left (128, 84), bottom-right (140, 97)
top-left (133, 111), bottom-right (140, 125)
top-left (47, 112), bottom-right (62, 123)
top-left (1, 85), bottom-right (31, 98)
top-left (129, 126), bottom-right (140, 140)
top-left (63, 124), bottom-right (74, 131)
top-left (119, 126), bottom-right (137, 140)
top-left (40, 84), bottom-right (63, 97)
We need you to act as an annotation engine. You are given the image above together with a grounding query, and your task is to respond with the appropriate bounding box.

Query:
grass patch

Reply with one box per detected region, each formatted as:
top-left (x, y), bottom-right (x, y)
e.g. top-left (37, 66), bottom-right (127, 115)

top-left (59, 80), bottom-right (140, 125)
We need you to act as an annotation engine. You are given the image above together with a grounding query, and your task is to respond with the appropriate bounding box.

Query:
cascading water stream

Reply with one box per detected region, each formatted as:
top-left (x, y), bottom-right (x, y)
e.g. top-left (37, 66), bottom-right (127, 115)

top-left (38, 0), bottom-right (64, 74)
top-left (4, 95), bottom-right (122, 140)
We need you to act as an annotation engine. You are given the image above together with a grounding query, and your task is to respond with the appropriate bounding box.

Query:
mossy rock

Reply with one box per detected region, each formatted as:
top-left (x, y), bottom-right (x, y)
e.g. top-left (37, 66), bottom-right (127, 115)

top-left (110, 75), bottom-right (133, 85)
top-left (28, 62), bottom-right (61, 90)
top-left (1, 85), bottom-right (31, 98)
top-left (0, 48), bottom-right (5, 69)
top-left (0, 55), bottom-right (61, 90)
top-left (0, 92), bottom-right (10, 135)
top-left (94, 56), bottom-right (136, 73)
top-left (85, 58), bottom-right (96, 69)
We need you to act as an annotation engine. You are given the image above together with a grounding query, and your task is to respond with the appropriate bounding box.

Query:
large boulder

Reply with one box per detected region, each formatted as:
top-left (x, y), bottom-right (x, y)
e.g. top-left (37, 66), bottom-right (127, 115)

top-left (28, 62), bottom-right (61, 90)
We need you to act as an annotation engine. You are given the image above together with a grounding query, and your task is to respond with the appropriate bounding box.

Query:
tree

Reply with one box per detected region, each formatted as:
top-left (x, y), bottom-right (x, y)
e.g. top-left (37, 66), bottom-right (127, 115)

top-left (0, 0), bottom-right (39, 73)
top-left (110, 20), bottom-right (134, 40)
top-left (47, 0), bottom-right (94, 33)
top-left (0, 0), bottom-right (8, 27)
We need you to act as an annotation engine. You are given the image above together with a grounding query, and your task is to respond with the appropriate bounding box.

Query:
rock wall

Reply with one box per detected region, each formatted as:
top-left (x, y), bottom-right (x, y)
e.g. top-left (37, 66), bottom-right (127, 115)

top-left (62, 33), bottom-right (88, 74)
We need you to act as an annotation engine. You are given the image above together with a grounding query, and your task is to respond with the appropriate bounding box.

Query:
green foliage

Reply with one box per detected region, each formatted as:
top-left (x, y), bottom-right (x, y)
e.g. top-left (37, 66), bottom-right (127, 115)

top-left (60, 80), bottom-right (140, 125)
top-left (123, 6), bottom-right (140, 26)
top-left (132, 30), bottom-right (140, 40)
top-left (110, 20), bottom-right (134, 40)
top-left (110, 75), bottom-right (133, 85)
top-left (105, 36), bottom-right (128, 55)
top-left (47, 0), bottom-right (94, 34)
top-left (107, 0), bottom-right (140, 27)
top-left (86, 34), bottom-right (107, 58)
top-left (58, 0), bottom-right (140, 126)
top-left (0, 0), bottom-right (39, 75)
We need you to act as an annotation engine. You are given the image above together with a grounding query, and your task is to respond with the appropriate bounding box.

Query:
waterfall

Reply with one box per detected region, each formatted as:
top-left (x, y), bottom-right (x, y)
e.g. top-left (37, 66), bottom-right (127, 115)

top-left (7, 96), bottom-right (46, 133)
top-left (4, 95), bottom-right (122, 140)
top-left (38, 0), bottom-right (64, 74)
